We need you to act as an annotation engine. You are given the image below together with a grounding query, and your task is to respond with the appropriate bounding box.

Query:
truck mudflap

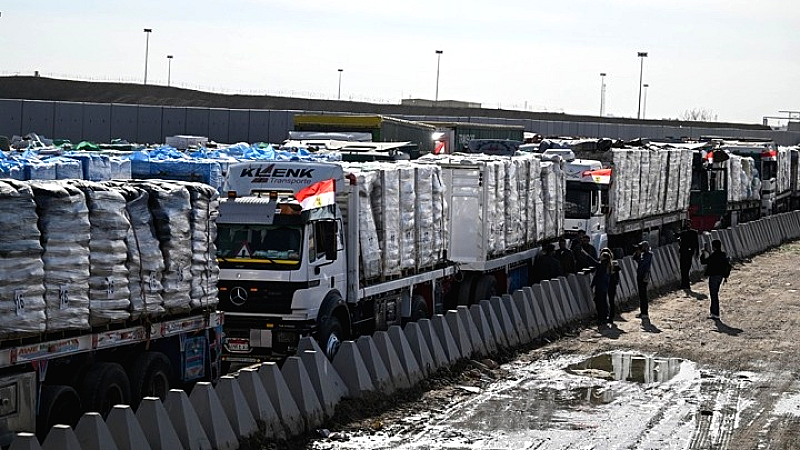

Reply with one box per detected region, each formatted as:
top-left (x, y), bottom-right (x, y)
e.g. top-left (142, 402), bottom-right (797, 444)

top-left (222, 317), bottom-right (315, 363)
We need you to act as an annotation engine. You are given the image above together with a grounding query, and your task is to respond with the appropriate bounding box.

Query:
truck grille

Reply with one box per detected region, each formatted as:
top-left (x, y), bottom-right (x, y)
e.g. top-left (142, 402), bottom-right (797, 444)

top-left (217, 280), bottom-right (308, 314)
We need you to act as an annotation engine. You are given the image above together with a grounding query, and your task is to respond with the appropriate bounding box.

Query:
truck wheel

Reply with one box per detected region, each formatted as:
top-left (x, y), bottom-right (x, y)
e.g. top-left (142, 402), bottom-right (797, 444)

top-left (129, 352), bottom-right (172, 409)
top-left (473, 275), bottom-right (497, 304)
top-left (319, 316), bottom-right (344, 360)
top-left (457, 278), bottom-right (475, 306)
top-left (37, 385), bottom-right (81, 438)
top-left (80, 362), bottom-right (130, 418)
top-left (410, 295), bottom-right (430, 321)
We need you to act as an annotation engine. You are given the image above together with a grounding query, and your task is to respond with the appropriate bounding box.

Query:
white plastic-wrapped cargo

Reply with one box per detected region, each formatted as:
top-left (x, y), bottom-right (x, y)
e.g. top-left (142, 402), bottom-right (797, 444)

top-left (679, 149), bottom-right (693, 210)
top-left (30, 182), bottom-right (91, 331)
top-left (112, 184), bottom-right (166, 319)
top-left (398, 163), bottom-right (417, 270)
top-left (487, 159), bottom-right (505, 256)
top-left (371, 165), bottom-right (402, 277)
top-left (415, 164), bottom-right (435, 269)
top-left (540, 161), bottom-right (559, 239)
top-left (130, 181), bottom-right (194, 314)
top-left (504, 158), bottom-right (522, 249)
top-left (528, 156), bottom-right (544, 242)
top-left (68, 181), bottom-right (132, 326)
top-left (177, 182), bottom-right (220, 310)
top-left (0, 180), bottom-right (47, 338)
top-left (778, 146), bottom-right (791, 194)
top-left (431, 165), bottom-right (447, 264)
top-left (352, 169), bottom-right (382, 280)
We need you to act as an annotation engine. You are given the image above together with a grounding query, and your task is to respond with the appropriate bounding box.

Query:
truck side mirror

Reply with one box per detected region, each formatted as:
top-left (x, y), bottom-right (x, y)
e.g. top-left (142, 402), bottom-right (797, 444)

top-left (323, 221), bottom-right (338, 261)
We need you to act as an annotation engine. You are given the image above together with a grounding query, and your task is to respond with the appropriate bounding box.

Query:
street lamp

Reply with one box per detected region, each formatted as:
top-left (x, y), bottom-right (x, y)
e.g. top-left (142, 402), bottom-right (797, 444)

top-left (599, 72), bottom-right (607, 117)
top-left (167, 55), bottom-right (173, 87)
top-left (337, 69), bottom-right (343, 100)
top-left (435, 50), bottom-right (443, 102)
top-left (636, 51), bottom-right (648, 119)
top-left (642, 83), bottom-right (649, 120)
top-left (143, 28), bottom-right (153, 85)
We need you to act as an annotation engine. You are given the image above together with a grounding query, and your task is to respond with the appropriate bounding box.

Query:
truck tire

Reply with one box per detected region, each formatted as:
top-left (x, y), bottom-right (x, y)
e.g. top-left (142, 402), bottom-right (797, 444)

top-left (410, 295), bottom-right (430, 322)
top-left (80, 362), bottom-right (130, 418)
top-left (128, 352), bottom-right (172, 409)
top-left (319, 315), bottom-right (344, 360)
top-left (473, 275), bottom-right (497, 304)
top-left (457, 278), bottom-right (475, 306)
top-left (37, 385), bottom-right (81, 438)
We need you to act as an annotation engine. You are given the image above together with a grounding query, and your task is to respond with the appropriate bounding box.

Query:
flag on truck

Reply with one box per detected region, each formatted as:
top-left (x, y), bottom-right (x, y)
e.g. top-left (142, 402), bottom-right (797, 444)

top-left (295, 179), bottom-right (335, 210)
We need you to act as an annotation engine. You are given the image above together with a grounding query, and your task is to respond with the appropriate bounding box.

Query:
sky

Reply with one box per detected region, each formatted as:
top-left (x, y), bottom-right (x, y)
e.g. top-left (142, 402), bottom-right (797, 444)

top-left (1, 0), bottom-right (799, 124)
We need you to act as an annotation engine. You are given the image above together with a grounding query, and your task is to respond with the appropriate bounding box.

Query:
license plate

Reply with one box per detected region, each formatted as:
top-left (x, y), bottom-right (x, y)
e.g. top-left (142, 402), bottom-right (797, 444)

top-left (226, 338), bottom-right (250, 352)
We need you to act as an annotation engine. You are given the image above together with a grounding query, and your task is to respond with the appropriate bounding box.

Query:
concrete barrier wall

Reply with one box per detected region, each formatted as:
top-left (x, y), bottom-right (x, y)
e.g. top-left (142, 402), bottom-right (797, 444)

top-left (11, 211), bottom-right (800, 449)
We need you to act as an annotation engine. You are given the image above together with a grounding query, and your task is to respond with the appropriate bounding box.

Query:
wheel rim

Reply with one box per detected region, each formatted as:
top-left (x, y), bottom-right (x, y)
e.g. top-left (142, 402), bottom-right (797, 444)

top-left (325, 333), bottom-right (341, 359)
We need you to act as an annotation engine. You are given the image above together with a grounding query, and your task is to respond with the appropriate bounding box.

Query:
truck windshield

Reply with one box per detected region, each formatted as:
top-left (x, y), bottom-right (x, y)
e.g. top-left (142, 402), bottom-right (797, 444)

top-left (565, 189), bottom-right (592, 219)
top-left (216, 224), bottom-right (303, 265)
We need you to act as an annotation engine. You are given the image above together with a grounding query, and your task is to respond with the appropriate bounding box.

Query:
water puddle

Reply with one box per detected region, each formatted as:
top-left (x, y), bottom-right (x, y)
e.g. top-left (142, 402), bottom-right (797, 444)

top-left (566, 352), bottom-right (684, 384)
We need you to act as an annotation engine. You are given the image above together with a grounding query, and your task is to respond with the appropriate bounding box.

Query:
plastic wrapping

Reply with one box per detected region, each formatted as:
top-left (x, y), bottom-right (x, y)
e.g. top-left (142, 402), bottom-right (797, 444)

top-left (0, 180), bottom-right (47, 338)
top-left (431, 165), bottom-right (447, 263)
top-left (110, 157), bottom-right (132, 179)
top-left (68, 181), bottom-right (131, 326)
top-left (30, 182), bottom-right (91, 331)
top-left (398, 164), bottom-right (417, 270)
top-left (67, 154), bottom-right (112, 181)
top-left (680, 149), bottom-right (692, 210)
top-left (373, 166), bottom-right (401, 276)
top-left (45, 157), bottom-right (84, 180)
top-left (355, 170), bottom-right (382, 279)
top-left (415, 164), bottom-right (435, 269)
top-left (184, 182), bottom-right (220, 310)
top-left (24, 161), bottom-right (57, 180)
top-left (504, 159), bottom-right (522, 249)
top-left (540, 162), bottom-right (558, 240)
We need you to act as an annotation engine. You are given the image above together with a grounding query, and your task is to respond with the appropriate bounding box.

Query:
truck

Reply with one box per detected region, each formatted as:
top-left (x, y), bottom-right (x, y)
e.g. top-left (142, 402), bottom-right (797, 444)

top-left (424, 121), bottom-right (526, 154)
top-left (564, 147), bottom-right (694, 253)
top-left (292, 114), bottom-right (437, 158)
top-left (217, 153), bottom-right (564, 363)
top-left (0, 179), bottom-right (223, 445)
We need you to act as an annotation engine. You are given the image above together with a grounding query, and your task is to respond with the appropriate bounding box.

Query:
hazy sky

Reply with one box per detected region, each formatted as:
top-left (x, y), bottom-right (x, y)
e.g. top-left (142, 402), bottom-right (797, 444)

top-left (2, 0), bottom-right (799, 124)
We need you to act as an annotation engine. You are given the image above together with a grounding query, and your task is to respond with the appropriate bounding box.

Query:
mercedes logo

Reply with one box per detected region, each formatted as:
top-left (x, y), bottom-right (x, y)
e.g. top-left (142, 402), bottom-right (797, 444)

top-left (230, 286), bottom-right (248, 306)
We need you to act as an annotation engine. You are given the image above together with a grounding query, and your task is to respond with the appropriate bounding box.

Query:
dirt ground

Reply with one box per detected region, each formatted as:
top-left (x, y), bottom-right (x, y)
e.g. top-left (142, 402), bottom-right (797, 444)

top-left (285, 242), bottom-right (800, 450)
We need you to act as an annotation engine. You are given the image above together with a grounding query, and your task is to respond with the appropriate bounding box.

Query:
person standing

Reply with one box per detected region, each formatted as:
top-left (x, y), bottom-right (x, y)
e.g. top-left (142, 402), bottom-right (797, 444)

top-left (678, 220), bottom-right (699, 289)
top-left (700, 239), bottom-right (732, 320)
top-left (607, 256), bottom-right (621, 323)
top-left (556, 238), bottom-right (576, 274)
top-left (633, 241), bottom-right (653, 319)
top-left (590, 252), bottom-right (612, 326)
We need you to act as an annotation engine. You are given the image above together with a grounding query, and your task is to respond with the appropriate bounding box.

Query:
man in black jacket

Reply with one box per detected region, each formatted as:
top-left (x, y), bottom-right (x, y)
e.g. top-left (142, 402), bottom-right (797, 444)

top-left (678, 220), bottom-right (699, 289)
top-left (700, 239), bottom-right (732, 320)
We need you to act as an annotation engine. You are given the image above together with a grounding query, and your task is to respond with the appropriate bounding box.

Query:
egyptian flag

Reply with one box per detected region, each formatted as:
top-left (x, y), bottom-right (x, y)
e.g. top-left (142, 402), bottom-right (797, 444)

top-left (295, 179), bottom-right (335, 210)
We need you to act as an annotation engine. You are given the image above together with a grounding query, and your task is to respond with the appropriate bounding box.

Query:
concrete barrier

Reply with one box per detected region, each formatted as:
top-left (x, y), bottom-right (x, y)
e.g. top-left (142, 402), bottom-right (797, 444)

top-left (489, 296), bottom-right (520, 347)
top-left (388, 325), bottom-right (425, 385)
top-left (540, 280), bottom-right (567, 327)
top-left (135, 398), bottom-right (183, 450)
top-left (188, 383), bottom-right (239, 450)
top-left (403, 322), bottom-right (439, 377)
top-left (557, 277), bottom-right (584, 320)
top-left (331, 341), bottom-right (376, 398)
top-left (479, 299), bottom-right (509, 349)
top-left (257, 362), bottom-right (305, 435)
top-left (75, 412), bottom-right (119, 450)
top-left (237, 368), bottom-right (284, 439)
top-left (445, 310), bottom-right (474, 358)
top-left (502, 293), bottom-right (532, 344)
top-left (528, 285), bottom-right (555, 332)
top-left (620, 258), bottom-right (639, 300)
top-left (417, 318), bottom-right (449, 369)
top-left (9, 433), bottom-right (43, 450)
top-left (105, 405), bottom-right (153, 450)
top-left (281, 356), bottom-right (325, 429)
top-left (457, 305), bottom-right (488, 357)
top-left (42, 425), bottom-right (82, 450)
top-left (216, 376), bottom-right (257, 439)
top-left (297, 344), bottom-right (348, 402)
top-left (522, 286), bottom-right (550, 333)
top-left (469, 304), bottom-right (498, 353)
top-left (356, 335), bottom-right (395, 393)
top-left (431, 314), bottom-right (462, 363)
top-left (373, 330), bottom-right (413, 389)
top-left (163, 389), bottom-right (213, 450)
top-left (512, 289), bottom-right (539, 339)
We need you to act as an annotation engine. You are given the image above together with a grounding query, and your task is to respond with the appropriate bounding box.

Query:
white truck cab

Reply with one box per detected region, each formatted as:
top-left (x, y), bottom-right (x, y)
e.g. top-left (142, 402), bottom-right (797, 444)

top-left (564, 159), bottom-right (609, 251)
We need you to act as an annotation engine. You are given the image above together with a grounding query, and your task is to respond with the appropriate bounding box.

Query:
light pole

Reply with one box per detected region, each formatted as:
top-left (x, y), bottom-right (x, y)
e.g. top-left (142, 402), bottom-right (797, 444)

top-left (337, 69), bottom-right (343, 100)
top-left (435, 50), bottom-right (443, 102)
top-left (599, 72), bottom-right (607, 117)
top-left (636, 51), bottom-right (648, 119)
top-left (143, 28), bottom-right (153, 85)
top-left (642, 83), bottom-right (649, 120)
top-left (167, 55), bottom-right (173, 87)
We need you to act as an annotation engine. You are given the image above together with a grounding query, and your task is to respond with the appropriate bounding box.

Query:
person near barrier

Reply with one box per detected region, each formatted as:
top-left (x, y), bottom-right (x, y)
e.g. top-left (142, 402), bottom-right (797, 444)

top-left (700, 239), bottom-right (732, 320)
top-left (531, 244), bottom-right (562, 283)
top-left (633, 241), bottom-right (653, 319)
top-left (607, 255), bottom-right (621, 323)
top-left (556, 237), bottom-right (576, 274)
top-left (590, 251), bottom-right (612, 326)
top-left (678, 220), bottom-right (699, 289)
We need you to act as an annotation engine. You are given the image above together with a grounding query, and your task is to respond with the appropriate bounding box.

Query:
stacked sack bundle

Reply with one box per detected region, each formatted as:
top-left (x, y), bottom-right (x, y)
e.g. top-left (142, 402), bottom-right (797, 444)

top-left (0, 180), bottom-right (47, 338)
top-left (30, 182), bottom-right (91, 331)
top-left (130, 181), bottom-right (194, 314)
top-left (183, 182), bottom-right (220, 310)
top-left (398, 164), bottom-right (417, 271)
top-left (110, 184), bottom-right (166, 319)
top-left (372, 165), bottom-right (402, 277)
top-left (69, 181), bottom-right (132, 326)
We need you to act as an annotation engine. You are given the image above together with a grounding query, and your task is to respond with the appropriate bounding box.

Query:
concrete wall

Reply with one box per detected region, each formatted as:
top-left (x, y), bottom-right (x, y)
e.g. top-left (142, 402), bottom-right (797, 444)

top-left (2, 99), bottom-right (799, 146)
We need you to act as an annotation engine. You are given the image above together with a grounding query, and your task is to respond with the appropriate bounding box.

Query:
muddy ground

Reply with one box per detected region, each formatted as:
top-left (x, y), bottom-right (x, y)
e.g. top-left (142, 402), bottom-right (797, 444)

top-left (269, 243), bottom-right (800, 450)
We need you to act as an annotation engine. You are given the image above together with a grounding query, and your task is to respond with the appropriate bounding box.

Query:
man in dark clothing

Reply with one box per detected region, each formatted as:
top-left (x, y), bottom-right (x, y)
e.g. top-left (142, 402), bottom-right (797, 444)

top-left (634, 241), bottom-right (653, 319)
top-left (573, 233), bottom-right (598, 271)
top-left (556, 238), bottom-right (576, 274)
top-left (678, 221), bottom-right (700, 289)
top-left (608, 259), bottom-right (621, 323)
top-left (590, 252), bottom-right (612, 326)
top-left (700, 239), bottom-right (731, 320)
top-left (532, 244), bottom-right (562, 283)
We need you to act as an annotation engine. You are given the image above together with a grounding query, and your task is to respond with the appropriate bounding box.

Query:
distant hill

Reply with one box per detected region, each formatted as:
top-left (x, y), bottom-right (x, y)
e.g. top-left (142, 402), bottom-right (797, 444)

top-left (0, 76), bottom-right (770, 132)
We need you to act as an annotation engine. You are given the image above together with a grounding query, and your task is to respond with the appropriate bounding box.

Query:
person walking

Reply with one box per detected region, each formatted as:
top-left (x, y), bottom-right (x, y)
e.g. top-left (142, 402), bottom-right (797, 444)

top-left (590, 251), bottom-right (612, 326)
top-left (556, 237), bottom-right (576, 274)
top-left (678, 220), bottom-right (699, 289)
top-left (700, 239), bottom-right (732, 320)
top-left (633, 241), bottom-right (653, 319)
top-left (607, 254), bottom-right (621, 323)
